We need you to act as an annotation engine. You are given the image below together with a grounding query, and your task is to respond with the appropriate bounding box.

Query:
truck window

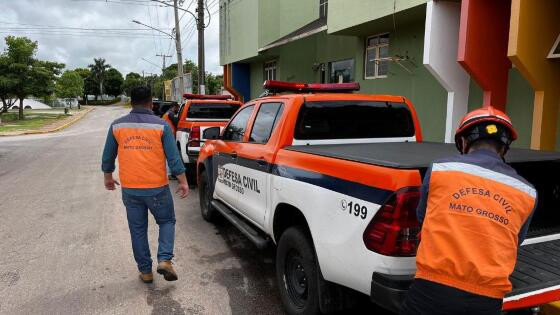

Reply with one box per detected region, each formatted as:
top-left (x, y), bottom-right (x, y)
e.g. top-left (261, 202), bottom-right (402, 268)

top-left (186, 103), bottom-right (240, 120)
top-left (294, 101), bottom-right (415, 140)
top-left (222, 105), bottom-right (255, 142)
top-left (249, 103), bottom-right (284, 144)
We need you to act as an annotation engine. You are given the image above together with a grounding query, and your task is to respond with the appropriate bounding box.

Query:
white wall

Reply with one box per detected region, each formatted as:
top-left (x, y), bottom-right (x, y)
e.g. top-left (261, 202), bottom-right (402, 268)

top-left (423, 0), bottom-right (470, 142)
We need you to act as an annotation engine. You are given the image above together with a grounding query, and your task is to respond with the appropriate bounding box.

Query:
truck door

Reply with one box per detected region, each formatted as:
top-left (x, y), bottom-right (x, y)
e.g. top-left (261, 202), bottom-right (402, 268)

top-left (212, 105), bottom-right (255, 210)
top-left (235, 102), bottom-right (284, 228)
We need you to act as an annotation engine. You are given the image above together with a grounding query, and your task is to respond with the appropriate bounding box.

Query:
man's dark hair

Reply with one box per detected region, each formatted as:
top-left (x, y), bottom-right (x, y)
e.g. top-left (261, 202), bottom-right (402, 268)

top-left (469, 137), bottom-right (506, 154)
top-left (131, 86), bottom-right (152, 107)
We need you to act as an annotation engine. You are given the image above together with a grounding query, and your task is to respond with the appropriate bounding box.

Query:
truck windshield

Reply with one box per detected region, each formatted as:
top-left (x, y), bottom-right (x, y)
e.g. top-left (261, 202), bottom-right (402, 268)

top-left (294, 101), bottom-right (415, 140)
top-left (186, 103), bottom-right (240, 120)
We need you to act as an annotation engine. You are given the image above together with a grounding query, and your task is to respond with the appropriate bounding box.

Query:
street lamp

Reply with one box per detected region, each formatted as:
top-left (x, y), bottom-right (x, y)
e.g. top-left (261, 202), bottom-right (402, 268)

top-left (150, 0), bottom-right (197, 21)
top-left (132, 19), bottom-right (185, 99)
top-left (132, 20), bottom-right (175, 39)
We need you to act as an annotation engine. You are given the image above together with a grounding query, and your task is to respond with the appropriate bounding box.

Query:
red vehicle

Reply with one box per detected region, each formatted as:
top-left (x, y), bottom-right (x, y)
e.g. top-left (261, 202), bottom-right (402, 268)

top-left (175, 94), bottom-right (242, 182)
top-left (196, 80), bottom-right (560, 314)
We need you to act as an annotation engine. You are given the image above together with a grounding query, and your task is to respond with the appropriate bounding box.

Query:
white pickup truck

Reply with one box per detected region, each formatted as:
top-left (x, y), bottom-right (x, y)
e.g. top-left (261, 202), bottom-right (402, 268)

top-left (196, 81), bottom-right (560, 314)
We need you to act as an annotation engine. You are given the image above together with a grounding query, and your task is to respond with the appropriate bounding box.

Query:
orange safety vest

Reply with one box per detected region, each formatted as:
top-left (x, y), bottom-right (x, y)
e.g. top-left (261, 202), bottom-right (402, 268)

top-left (415, 161), bottom-right (536, 299)
top-left (163, 112), bottom-right (177, 136)
top-left (112, 122), bottom-right (168, 188)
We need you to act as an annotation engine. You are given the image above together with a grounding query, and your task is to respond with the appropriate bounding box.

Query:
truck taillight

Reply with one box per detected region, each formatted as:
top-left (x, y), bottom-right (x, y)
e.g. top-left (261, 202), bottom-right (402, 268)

top-left (363, 187), bottom-right (421, 257)
top-left (189, 126), bottom-right (201, 147)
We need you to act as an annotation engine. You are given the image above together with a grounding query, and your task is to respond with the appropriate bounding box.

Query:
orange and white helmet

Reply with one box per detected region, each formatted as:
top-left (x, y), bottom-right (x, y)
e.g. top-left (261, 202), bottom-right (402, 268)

top-left (455, 106), bottom-right (517, 154)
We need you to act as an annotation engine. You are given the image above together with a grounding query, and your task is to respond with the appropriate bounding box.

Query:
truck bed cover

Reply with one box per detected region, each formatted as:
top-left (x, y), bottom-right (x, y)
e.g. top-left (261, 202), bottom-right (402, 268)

top-left (285, 142), bottom-right (560, 169)
top-left (509, 239), bottom-right (560, 297)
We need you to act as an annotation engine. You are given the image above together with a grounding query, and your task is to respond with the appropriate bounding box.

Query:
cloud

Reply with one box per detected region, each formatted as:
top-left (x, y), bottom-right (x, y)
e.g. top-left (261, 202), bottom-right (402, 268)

top-left (0, 0), bottom-right (222, 76)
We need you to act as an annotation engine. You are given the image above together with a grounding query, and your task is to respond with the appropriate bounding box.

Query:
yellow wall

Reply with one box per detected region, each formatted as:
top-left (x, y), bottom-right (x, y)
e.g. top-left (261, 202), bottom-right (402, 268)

top-left (164, 80), bottom-right (172, 101)
top-left (508, 0), bottom-right (560, 150)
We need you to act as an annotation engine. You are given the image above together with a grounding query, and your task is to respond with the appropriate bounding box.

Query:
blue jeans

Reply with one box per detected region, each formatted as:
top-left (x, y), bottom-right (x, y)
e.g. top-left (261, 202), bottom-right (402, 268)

top-left (122, 186), bottom-right (176, 273)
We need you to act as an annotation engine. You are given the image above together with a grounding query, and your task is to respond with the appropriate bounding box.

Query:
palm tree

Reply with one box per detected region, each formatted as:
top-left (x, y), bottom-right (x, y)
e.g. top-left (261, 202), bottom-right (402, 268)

top-left (88, 58), bottom-right (110, 100)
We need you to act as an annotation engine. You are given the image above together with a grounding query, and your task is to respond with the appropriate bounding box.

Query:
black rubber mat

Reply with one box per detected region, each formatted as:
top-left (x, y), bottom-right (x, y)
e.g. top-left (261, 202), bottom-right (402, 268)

top-left (507, 239), bottom-right (560, 297)
top-left (286, 142), bottom-right (560, 169)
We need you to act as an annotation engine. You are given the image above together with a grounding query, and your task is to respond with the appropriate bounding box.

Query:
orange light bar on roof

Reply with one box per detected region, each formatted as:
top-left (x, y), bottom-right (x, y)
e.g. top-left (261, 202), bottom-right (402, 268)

top-left (263, 80), bottom-right (360, 93)
top-left (183, 94), bottom-right (233, 100)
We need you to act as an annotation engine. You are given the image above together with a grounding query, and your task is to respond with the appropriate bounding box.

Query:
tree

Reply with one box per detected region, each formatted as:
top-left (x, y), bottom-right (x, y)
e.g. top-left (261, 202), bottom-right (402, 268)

top-left (2, 36), bottom-right (37, 119)
top-left (105, 68), bottom-right (124, 97)
top-left (56, 70), bottom-right (84, 109)
top-left (206, 74), bottom-right (223, 95)
top-left (75, 67), bottom-right (97, 102)
top-left (88, 58), bottom-right (110, 100)
top-left (1, 36), bottom-right (64, 119)
top-left (32, 59), bottom-right (64, 100)
top-left (122, 72), bottom-right (144, 96)
top-left (0, 54), bottom-right (17, 114)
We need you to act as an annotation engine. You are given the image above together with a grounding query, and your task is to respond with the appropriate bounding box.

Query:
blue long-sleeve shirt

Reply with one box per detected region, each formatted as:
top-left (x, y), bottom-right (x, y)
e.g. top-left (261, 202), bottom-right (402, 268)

top-left (101, 107), bottom-right (186, 196)
top-left (416, 149), bottom-right (536, 245)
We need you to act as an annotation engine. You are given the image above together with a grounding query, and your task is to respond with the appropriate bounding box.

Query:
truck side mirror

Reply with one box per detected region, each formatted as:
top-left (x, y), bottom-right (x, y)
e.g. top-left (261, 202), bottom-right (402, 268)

top-left (204, 126), bottom-right (221, 140)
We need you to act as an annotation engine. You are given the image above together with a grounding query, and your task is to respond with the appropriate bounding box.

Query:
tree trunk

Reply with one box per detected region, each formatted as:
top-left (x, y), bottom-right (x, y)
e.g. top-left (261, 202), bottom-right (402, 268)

top-left (0, 97), bottom-right (8, 114)
top-left (18, 98), bottom-right (24, 120)
top-left (99, 81), bottom-right (103, 100)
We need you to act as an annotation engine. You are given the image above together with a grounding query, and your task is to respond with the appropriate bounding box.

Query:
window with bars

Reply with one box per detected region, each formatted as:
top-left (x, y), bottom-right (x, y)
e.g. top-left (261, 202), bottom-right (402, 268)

top-left (365, 33), bottom-right (389, 79)
top-left (319, 0), bottom-right (328, 19)
top-left (264, 60), bottom-right (277, 81)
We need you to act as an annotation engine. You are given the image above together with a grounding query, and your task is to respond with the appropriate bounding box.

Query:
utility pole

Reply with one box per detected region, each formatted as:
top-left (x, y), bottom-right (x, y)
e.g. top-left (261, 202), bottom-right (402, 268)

top-left (174, 0), bottom-right (185, 99)
top-left (150, 0), bottom-right (207, 95)
top-left (156, 54), bottom-right (172, 100)
top-left (156, 54), bottom-right (172, 72)
top-left (197, 0), bottom-right (206, 94)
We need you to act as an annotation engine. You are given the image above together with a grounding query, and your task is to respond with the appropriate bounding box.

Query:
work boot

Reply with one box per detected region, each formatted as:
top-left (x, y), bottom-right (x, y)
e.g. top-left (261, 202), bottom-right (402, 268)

top-left (139, 272), bottom-right (153, 284)
top-left (157, 261), bottom-right (178, 281)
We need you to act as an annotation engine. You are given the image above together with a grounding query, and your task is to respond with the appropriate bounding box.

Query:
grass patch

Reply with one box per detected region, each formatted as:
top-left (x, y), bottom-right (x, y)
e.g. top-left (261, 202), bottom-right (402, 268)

top-left (0, 112), bottom-right (69, 132)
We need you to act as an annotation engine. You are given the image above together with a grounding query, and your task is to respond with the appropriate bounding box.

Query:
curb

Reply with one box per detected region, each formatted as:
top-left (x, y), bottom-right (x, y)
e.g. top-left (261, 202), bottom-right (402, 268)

top-left (0, 106), bottom-right (95, 136)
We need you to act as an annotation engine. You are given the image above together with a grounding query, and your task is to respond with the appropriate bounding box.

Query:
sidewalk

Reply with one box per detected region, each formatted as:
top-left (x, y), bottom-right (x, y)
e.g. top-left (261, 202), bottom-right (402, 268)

top-left (0, 106), bottom-right (95, 136)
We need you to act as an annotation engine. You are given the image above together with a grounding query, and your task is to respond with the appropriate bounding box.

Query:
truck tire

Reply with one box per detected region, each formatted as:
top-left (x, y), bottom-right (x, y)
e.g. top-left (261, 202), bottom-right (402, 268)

top-left (276, 226), bottom-right (320, 315)
top-left (199, 171), bottom-right (217, 222)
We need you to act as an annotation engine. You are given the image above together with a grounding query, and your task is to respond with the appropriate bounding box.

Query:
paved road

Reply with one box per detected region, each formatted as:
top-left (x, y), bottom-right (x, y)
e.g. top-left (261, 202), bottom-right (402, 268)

top-left (0, 106), bottom-right (385, 315)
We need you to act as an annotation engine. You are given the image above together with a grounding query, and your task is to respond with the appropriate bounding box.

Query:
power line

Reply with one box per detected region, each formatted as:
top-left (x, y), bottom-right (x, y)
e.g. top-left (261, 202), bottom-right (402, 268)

top-left (0, 31), bottom-right (168, 38)
top-left (179, 0), bottom-right (196, 22)
top-left (70, 0), bottom-right (166, 7)
top-left (147, 4), bottom-right (160, 56)
top-left (0, 20), bottom-right (172, 31)
top-left (155, 3), bottom-right (164, 54)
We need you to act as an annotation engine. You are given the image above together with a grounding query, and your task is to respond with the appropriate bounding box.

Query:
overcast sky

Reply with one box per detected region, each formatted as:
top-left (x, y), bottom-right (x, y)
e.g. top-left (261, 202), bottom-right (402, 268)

top-left (0, 0), bottom-right (221, 76)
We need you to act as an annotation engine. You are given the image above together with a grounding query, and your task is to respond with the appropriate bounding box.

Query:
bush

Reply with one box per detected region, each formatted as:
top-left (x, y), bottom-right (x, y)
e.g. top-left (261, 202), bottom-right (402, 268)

top-left (79, 98), bottom-right (121, 106)
top-left (0, 112), bottom-right (19, 123)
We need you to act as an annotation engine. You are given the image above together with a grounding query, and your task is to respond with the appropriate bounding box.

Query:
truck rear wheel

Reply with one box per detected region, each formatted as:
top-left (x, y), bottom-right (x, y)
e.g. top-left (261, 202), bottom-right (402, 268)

top-left (276, 226), bottom-right (320, 315)
top-left (199, 171), bottom-right (217, 222)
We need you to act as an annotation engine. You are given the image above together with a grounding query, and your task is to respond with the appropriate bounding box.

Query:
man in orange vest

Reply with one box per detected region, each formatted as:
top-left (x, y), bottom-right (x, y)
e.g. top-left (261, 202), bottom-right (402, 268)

top-left (162, 103), bottom-right (180, 180)
top-left (101, 86), bottom-right (189, 284)
top-left (162, 103), bottom-right (179, 136)
top-left (401, 107), bottom-right (537, 315)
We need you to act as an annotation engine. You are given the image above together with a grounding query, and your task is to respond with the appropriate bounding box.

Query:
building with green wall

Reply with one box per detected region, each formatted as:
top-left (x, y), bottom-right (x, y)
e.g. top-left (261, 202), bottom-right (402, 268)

top-left (220, 0), bottom-right (554, 148)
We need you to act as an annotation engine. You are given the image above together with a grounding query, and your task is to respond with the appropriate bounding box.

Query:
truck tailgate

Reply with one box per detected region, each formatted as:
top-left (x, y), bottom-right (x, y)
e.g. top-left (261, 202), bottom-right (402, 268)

top-left (504, 239), bottom-right (560, 310)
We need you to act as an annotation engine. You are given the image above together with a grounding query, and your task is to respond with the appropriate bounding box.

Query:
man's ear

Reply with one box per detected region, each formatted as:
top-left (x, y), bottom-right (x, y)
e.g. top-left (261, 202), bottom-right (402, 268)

top-left (461, 137), bottom-right (469, 154)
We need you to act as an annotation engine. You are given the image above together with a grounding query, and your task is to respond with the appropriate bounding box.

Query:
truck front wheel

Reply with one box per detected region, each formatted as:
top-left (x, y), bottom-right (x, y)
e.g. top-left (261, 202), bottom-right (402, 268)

top-left (276, 227), bottom-right (320, 315)
top-left (199, 171), bottom-right (217, 222)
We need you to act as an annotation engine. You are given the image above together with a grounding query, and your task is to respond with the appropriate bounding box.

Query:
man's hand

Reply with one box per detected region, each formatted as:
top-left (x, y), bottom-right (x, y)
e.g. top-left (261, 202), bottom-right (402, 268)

top-left (175, 173), bottom-right (190, 198)
top-left (104, 173), bottom-right (120, 191)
